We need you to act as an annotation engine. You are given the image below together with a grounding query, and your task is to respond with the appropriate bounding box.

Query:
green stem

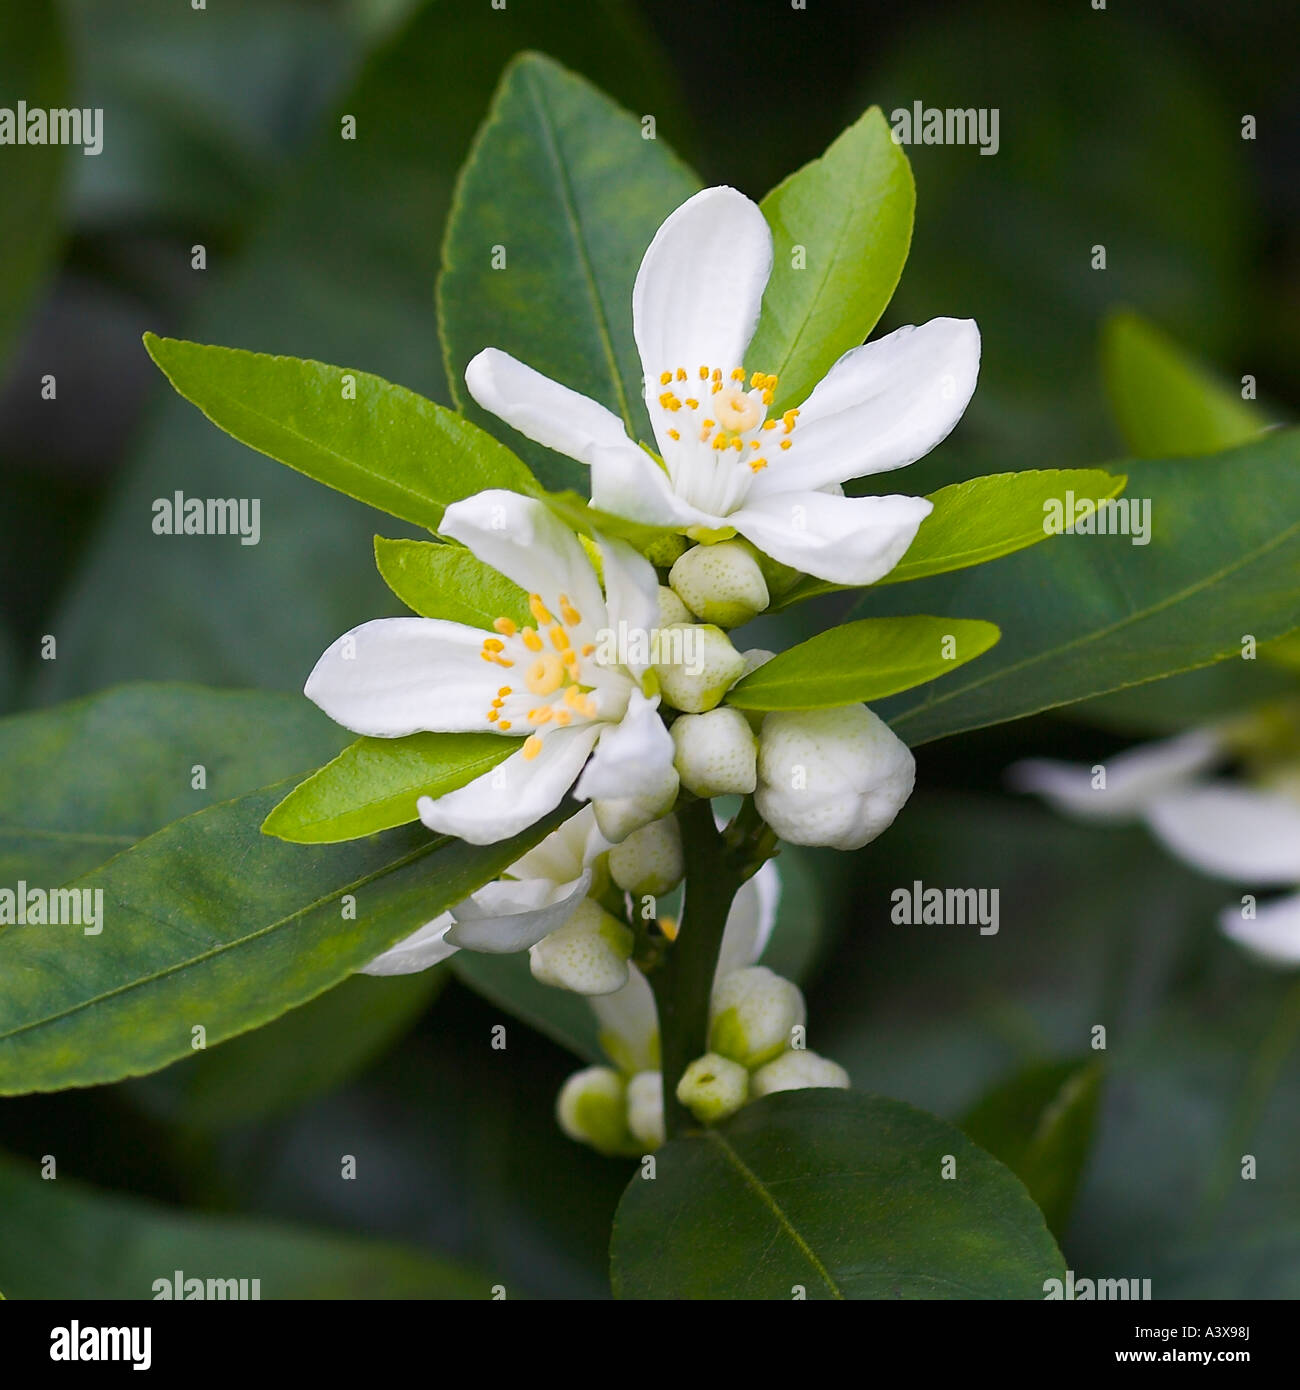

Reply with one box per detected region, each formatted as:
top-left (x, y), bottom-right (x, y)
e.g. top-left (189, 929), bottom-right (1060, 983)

top-left (650, 799), bottom-right (747, 1140)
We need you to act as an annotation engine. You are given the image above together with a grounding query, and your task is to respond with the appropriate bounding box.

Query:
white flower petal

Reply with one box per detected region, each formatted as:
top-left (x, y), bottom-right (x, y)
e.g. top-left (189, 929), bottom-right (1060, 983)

top-left (446, 868), bottom-right (593, 954)
top-left (1145, 784), bottom-right (1300, 885)
top-left (304, 617), bottom-right (497, 736)
top-left (590, 962), bottom-right (660, 1074)
top-left (749, 319), bottom-right (981, 496)
top-left (597, 536), bottom-right (666, 677)
top-left (360, 911), bottom-right (458, 976)
top-left (632, 186), bottom-right (773, 451)
top-left (510, 803), bottom-right (609, 883)
top-left (574, 689), bottom-right (676, 806)
top-left (715, 859), bottom-right (781, 979)
top-left (439, 489), bottom-right (604, 622)
top-left (588, 443), bottom-right (708, 530)
top-left (417, 722), bottom-right (601, 844)
top-left (1007, 730), bottom-right (1225, 822)
top-left (1220, 891), bottom-right (1300, 967)
top-left (732, 490), bottom-right (933, 586)
top-left (464, 348), bottom-right (634, 465)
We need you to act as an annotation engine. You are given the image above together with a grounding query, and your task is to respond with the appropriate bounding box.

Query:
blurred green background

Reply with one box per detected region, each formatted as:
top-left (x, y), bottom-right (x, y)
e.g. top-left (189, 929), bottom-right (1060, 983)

top-left (1, 0), bottom-right (1297, 1297)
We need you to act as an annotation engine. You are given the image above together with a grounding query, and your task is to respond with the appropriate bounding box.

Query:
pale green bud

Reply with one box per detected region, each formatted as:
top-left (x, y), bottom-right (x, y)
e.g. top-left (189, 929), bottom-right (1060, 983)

top-left (654, 624), bottom-right (745, 713)
top-left (709, 966), bottom-right (806, 1068)
top-left (626, 1070), bottom-right (665, 1149)
top-left (750, 1049), bottom-right (851, 1097)
top-left (608, 815), bottom-right (683, 897)
top-left (671, 707), bottom-right (757, 797)
top-left (556, 1066), bottom-right (636, 1156)
top-left (529, 899), bottom-right (634, 995)
top-left (669, 541), bottom-right (770, 628)
top-left (657, 584), bottom-right (693, 627)
top-left (675, 1052), bottom-right (749, 1123)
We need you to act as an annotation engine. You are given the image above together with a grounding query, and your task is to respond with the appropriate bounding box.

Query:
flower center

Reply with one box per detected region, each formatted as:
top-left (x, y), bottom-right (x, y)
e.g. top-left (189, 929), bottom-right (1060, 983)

top-left (477, 592), bottom-right (601, 758)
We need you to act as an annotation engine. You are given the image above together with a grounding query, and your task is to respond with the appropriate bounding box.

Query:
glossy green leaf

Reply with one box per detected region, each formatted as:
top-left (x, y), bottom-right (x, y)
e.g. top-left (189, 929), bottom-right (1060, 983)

top-left (855, 430), bottom-right (1300, 745)
top-left (0, 2), bottom-right (68, 368)
top-left (263, 732), bottom-right (516, 844)
top-left (610, 1090), bottom-right (1064, 1299)
top-left (961, 1057), bottom-right (1104, 1241)
top-left (0, 1149), bottom-right (486, 1298)
top-left (1102, 310), bottom-right (1267, 458)
top-left (128, 970), bottom-right (443, 1131)
top-left (726, 615), bottom-right (1000, 712)
top-left (0, 784), bottom-right (565, 1094)
top-left (144, 335), bottom-right (538, 531)
top-left (439, 52), bottom-right (700, 490)
top-left (747, 106), bottom-right (915, 416)
top-left (0, 684), bottom-right (345, 885)
top-left (373, 536), bottom-right (531, 628)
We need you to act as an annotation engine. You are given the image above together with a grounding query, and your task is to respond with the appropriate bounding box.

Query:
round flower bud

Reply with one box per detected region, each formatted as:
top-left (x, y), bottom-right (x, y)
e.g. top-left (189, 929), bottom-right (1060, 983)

top-left (626, 1070), bottom-right (665, 1149)
top-left (556, 1066), bottom-right (636, 1156)
top-left (529, 899), bottom-right (634, 995)
top-left (750, 1049), bottom-right (850, 1097)
top-left (671, 708), bottom-right (757, 797)
top-left (654, 624), bottom-right (746, 714)
top-left (755, 704), bottom-right (916, 851)
top-left (668, 541), bottom-right (770, 629)
top-left (608, 816), bottom-right (683, 897)
top-left (657, 584), bottom-right (693, 627)
top-left (675, 1052), bottom-right (749, 1124)
top-left (708, 966), bottom-right (806, 1068)
top-left (592, 759), bottom-right (679, 844)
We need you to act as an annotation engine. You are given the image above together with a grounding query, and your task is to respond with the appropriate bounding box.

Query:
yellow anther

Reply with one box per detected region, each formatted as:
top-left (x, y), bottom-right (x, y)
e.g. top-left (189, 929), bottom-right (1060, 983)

top-left (491, 697), bottom-right (504, 709)
top-left (498, 686), bottom-right (512, 697)
top-left (702, 419), bottom-right (715, 429)
top-left (498, 719), bottom-right (512, 731)
top-left (761, 390), bottom-right (774, 405)
top-left (660, 371), bottom-right (672, 386)
top-left (730, 368), bottom-right (746, 381)
top-left (483, 637), bottom-right (505, 652)
top-left (699, 365), bottom-right (709, 379)
top-left (780, 438), bottom-right (792, 450)
top-left (750, 371), bottom-right (764, 388)
top-left (525, 652), bottom-right (565, 696)
top-left (782, 410), bottom-right (798, 433)
top-left (676, 367), bottom-right (687, 381)
top-left (486, 708), bottom-right (499, 721)
top-left (529, 706), bottom-right (554, 724)
top-left (763, 420), bottom-right (777, 430)
top-left (732, 438), bottom-right (743, 451)
top-left (522, 627), bottom-right (544, 652)
top-left (711, 381), bottom-right (723, 394)
top-left (493, 617), bottom-right (517, 637)
top-left (559, 595), bottom-right (582, 625)
top-left (684, 398), bottom-right (699, 410)
top-left (750, 457), bottom-right (768, 472)
top-left (749, 439), bottom-right (761, 449)
top-left (563, 684), bottom-right (586, 710)
top-left (581, 643), bottom-right (596, 657)
top-left (658, 915), bottom-right (680, 942)
top-left (529, 594), bottom-right (552, 625)
top-left (712, 434), bottom-right (728, 451)
top-left (667, 428), bottom-right (680, 440)
top-left (522, 735), bottom-right (544, 761)
top-left (554, 708), bottom-right (572, 726)
top-left (712, 368), bottom-right (722, 382)
top-left (550, 625), bottom-right (571, 652)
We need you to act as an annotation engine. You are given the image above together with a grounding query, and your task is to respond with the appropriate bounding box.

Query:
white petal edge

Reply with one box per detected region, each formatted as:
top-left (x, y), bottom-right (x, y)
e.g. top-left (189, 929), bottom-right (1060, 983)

top-left (573, 689), bottom-right (676, 805)
top-left (446, 868), bottom-right (593, 954)
top-left (1144, 783), bottom-right (1300, 885)
top-left (360, 911), bottom-right (459, 976)
top-left (1220, 890), bottom-right (1300, 967)
top-left (587, 442), bottom-right (709, 530)
top-left (715, 859), bottom-right (782, 980)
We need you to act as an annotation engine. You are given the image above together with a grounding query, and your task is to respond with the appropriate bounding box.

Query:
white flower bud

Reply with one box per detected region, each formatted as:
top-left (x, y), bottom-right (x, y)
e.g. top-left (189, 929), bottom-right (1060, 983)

top-left (626, 1070), bottom-right (665, 1149)
top-left (654, 624), bottom-right (745, 714)
top-left (668, 541), bottom-right (769, 628)
top-left (708, 966), bottom-right (805, 1068)
top-left (529, 899), bottom-right (633, 995)
top-left (657, 584), bottom-right (693, 627)
top-left (592, 757), bottom-right (679, 844)
top-left (671, 707), bottom-right (757, 797)
top-left (755, 704), bottom-right (915, 851)
top-left (750, 1049), bottom-right (850, 1097)
top-left (608, 815), bottom-right (683, 896)
top-left (675, 1052), bottom-right (749, 1123)
top-left (556, 1066), bottom-right (636, 1155)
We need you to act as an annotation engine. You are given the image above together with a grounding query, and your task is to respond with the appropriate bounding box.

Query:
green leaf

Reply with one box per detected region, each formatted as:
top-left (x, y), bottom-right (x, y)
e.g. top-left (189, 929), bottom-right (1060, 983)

top-left (0, 784), bottom-right (566, 1094)
top-left (771, 468), bottom-right (1128, 610)
top-left (439, 52), bottom-right (701, 490)
top-left (539, 487), bottom-right (684, 560)
top-left (0, 684), bottom-right (345, 886)
top-left (144, 335), bottom-right (538, 531)
top-left (128, 970), bottom-right (443, 1131)
top-left (747, 106), bottom-right (915, 416)
top-left (451, 951), bottom-right (605, 1064)
top-left (0, 1149), bottom-right (486, 1298)
top-left (610, 1090), bottom-right (1064, 1299)
top-left (0, 2), bottom-right (68, 368)
top-left (961, 1058), bottom-right (1104, 1241)
top-left (374, 536), bottom-right (531, 628)
top-left (263, 732), bottom-right (516, 844)
top-left (855, 430), bottom-right (1300, 745)
top-left (1102, 310), bottom-right (1268, 458)
top-left (726, 615), bottom-right (1000, 712)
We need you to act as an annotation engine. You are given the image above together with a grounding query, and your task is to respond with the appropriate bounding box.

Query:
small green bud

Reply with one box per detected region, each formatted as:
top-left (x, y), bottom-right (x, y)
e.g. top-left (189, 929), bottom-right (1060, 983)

top-left (750, 1049), bottom-right (851, 1097)
top-left (654, 624), bottom-right (746, 713)
top-left (608, 815), bottom-right (683, 896)
top-left (626, 1070), bottom-right (665, 1149)
top-left (676, 1052), bottom-right (749, 1123)
top-left (671, 707), bottom-right (757, 797)
top-left (709, 966), bottom-right (806, 1068)
top-left (529, 899), bottom-right (634, 995)
top-left (556, 1066), bottom-right (636, 1155)
top-left (669, 540), bottom-right (770, 628)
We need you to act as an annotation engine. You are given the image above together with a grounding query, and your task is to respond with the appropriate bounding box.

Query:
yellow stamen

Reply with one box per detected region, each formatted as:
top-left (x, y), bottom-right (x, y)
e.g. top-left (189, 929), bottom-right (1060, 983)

top-left (550, 625), bottom-right (571, 652)
top-left (684, 398), bottom-right (699, 410)
top-left (522, 735), bottom-right (544, 760)
top-left (658, 915), bottom-right (679, 942)
top-left (493, 617), bottom-right (517, 637)
top-left (529, 594), bottom-right (552, 625)
top-left (558, 595), bottom-right (582, 626)
top-left (667, 428), bottom-right (680, 440)
top-left (581, 643), bottom-right (596, 657)
top-left (498, 686), bottom-right (512, 697)
top-left (483, 637), bottom-right (504, 653)
top-left (780, 439), bottom-right (792, 450)
top-left (676, 367), bottom-right (687, 381)
top-left (659, 371), bottom-right (672, 386)
top-left (529, 706), bottom-right (553, 724)
top-left (486, 708), bottom-right (498, 721)
top-left (522, 627), bottom-right (544, 652)
top-left (498, 719), bottom-right (512, 731)
top-left (750, 458), bottom-right (767, 472)
top-left (699, 365), bottom-right (709, 379)
top-left (554, 708), bottom-right (572, 726)
top-left (730, 368), bottom-right (746, 382)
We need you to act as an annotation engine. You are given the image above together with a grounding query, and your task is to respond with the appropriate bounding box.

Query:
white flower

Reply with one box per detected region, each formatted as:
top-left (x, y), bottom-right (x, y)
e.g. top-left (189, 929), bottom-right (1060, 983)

top-left (361, 803), bottom-right (610, 975)
top-left (465, 186), bottom-right (980, 586)
top-left (750, 1049), bottom-right (850, 1097)
top-left (755, 704), bottom-right (915, 851)
top-left (305, 489), bottom-right (677, 846)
